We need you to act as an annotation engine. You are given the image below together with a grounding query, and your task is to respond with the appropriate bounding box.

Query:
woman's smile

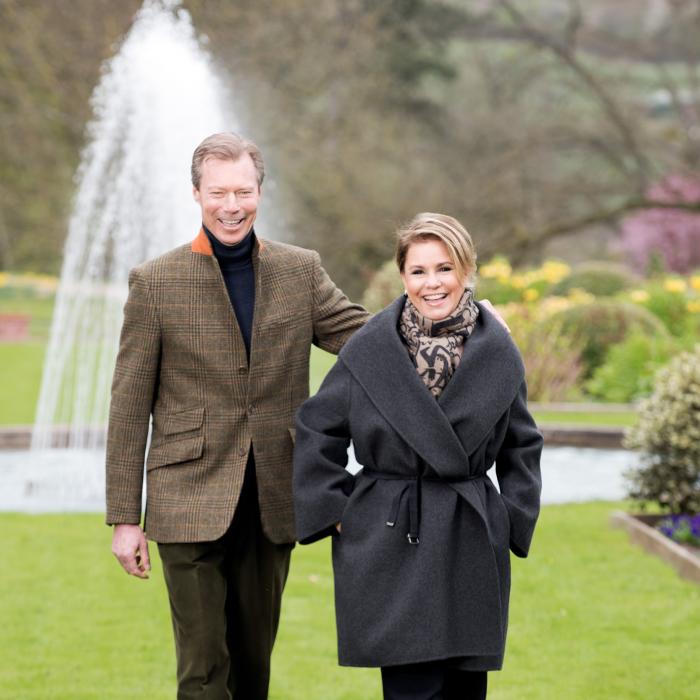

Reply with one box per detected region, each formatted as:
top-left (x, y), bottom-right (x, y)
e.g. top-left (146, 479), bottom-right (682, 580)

top-left (400, 239), bottom-right (469, 320)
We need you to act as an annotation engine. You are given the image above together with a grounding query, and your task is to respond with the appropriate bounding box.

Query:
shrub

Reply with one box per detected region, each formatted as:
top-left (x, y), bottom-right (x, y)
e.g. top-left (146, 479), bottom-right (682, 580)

top-left (585, 333), bottom-right (676, 403)
top-left (539, 300), bottom-right (669, 378)
top-left (549, 262), bottom-right (635, 298)
top-left (474, 277), bottom-right (523, 305)
top-left (624, 345), bottom-right (700, 513)
top-left (475, 257), bottom-right (522, 305)
top-left (634, 280), bottom-right (696, 337)
top-left (361, 260), bottom-right (403, 313)
top-left (499, 303), bottom-right (584, 402)
top-left (476, 257), bottom-right (571, 305)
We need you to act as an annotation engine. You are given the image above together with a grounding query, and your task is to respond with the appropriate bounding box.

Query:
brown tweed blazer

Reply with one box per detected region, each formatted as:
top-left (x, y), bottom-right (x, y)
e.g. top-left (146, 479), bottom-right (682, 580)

top-left (105, 229), bottom-right (369, 544)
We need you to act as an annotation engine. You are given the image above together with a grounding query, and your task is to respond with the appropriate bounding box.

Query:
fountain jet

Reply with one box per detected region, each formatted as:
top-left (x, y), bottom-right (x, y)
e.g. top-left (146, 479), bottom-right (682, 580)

top-left (32, 0), bottom-right (233, 450)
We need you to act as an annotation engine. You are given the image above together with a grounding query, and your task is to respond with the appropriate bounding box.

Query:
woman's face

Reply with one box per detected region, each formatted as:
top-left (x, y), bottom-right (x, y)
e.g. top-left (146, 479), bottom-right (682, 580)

top-left (400, 239), bottom-right (469, 321)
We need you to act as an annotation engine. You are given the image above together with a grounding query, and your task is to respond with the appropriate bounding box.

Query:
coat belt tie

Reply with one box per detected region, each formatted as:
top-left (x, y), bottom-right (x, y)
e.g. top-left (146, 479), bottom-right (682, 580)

top-left (361, 468), bottom-right (486, 545)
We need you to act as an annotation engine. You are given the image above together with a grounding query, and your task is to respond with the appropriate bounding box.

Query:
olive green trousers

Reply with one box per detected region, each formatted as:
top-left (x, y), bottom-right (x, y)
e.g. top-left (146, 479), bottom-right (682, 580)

top-left (158, 461), bottom-right (293, 700)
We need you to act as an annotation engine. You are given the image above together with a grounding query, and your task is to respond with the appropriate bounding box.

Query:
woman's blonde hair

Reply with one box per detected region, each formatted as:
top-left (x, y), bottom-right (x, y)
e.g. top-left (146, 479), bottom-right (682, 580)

top-left (395, 212), bottom-right (477, 286)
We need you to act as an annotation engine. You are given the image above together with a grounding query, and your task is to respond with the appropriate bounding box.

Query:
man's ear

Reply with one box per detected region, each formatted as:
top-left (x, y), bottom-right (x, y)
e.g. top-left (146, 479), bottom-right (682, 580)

top-left (193, 186), bottom-right (200, 202)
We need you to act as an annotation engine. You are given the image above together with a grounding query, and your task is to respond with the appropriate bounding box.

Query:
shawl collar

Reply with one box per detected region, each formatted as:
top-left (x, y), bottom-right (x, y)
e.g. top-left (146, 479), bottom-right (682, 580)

top-left (340, 296), bottom-right (524, 480)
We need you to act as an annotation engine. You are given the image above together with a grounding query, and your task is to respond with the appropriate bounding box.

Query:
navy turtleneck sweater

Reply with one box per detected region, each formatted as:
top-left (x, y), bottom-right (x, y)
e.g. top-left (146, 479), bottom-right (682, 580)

top-left (204, 226), bottom-right (256, 359)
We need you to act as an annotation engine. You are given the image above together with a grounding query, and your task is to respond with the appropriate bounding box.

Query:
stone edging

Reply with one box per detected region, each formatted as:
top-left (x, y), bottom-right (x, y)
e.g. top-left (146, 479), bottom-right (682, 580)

top-left (610, 510), bottom-right (700, 585)
top-left (541, 425), bottom-right (624, 449)
top-left (0, 426), bottom-right (32, 450)
top-left (1, 424), bottom-right (625, 450)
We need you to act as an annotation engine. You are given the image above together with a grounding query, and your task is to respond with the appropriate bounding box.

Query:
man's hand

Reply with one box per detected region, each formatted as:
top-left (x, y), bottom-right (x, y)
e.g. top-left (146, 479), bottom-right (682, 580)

top-left (112, 524), bottom-right (151, 579)
top-left (479, 298), bottom-right (511, 333)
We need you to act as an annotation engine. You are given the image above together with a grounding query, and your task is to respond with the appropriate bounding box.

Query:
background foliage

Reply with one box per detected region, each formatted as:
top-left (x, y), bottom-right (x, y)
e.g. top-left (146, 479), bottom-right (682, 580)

top-left (1, 0), bottom-right (700, 298)
top-left (624, 345), bottom-right (700, 513)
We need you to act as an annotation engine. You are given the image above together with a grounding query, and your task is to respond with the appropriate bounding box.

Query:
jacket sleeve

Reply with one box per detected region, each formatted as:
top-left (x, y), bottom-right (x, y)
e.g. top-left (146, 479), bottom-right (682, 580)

top-left (495, 380), bottom-right (543, 558)
top-left (310, 251), bottom-right (370, 354)
top-left (293, 358), bottom-right (353, 544)
top-left (105, 267), bottom-right (161, 526)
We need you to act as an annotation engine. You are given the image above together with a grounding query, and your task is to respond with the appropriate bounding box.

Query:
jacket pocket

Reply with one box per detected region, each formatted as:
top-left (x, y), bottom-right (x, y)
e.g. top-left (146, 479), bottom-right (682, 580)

top-left (160, 406), bottom-right (204, 435)
top-left (147, 435), bottom-right (204, 471)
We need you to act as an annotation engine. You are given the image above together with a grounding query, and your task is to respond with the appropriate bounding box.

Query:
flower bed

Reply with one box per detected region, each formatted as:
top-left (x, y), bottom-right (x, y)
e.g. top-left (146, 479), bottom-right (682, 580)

top-left (610, 511), bottom-right (700, 585)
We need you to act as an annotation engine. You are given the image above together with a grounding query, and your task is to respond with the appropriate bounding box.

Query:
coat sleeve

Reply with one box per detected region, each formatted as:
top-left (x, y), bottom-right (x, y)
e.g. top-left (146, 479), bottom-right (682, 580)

top-left (105, 267), bottom-right (162, 526)
top-left (310, 251), bottom-right (370, 354)
top-left (293, 358), bottom-right (353, 544)
top-left (495, 380), bottom-right (543, 558)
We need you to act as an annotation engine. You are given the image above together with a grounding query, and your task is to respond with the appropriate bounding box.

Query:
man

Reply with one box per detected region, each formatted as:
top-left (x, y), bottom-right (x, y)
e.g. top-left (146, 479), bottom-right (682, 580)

top-left (106, 132), bottom-right (370, 699)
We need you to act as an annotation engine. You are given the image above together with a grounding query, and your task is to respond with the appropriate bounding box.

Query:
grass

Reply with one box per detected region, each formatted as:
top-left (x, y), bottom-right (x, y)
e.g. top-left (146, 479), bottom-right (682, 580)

top-left (0, 342), bottom-right (46, 424)
top-left (1, 502), bottom-right (698, 699)
top-left (0, 294), bottom-right (52, 424)
top-left (532, 411), bottom-right (638, 427)
top-left (0, 293), bottom-right (54, 340)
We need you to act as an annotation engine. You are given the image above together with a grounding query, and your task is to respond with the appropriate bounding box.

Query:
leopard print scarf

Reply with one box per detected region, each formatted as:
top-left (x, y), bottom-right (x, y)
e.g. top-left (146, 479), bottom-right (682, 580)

top-left (399, 289), bottom-right (479, 398)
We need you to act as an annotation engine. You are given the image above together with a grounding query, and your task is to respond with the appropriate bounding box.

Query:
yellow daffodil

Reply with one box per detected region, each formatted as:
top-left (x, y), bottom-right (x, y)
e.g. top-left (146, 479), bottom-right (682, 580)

top-left (664, 278), bottom-right (687, 294)
top-left (629, 289), bottom-right (650, 303)
top-left (479, 258), bottom-right (512, 279)
top-left (567, 288), bottom-right (595, 305)
top-left (539, 260), bottom-right (571, 283)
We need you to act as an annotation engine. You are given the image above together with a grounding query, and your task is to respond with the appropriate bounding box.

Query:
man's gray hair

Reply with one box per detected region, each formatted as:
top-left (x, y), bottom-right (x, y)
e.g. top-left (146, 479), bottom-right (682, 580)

top-left (191, 132), bottom-right (265, 189)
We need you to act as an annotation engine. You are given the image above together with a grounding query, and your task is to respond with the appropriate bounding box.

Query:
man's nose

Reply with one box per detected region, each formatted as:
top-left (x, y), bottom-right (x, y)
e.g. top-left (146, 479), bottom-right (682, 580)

top-left (223, 192), bottom-right (240, 210)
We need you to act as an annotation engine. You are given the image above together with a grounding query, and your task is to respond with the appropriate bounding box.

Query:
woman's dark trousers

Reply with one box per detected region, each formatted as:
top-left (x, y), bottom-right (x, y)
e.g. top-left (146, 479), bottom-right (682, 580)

top-left (158, 458), bottom-right (292, 700)
top-left (381, 662), bottom-right (488, 700)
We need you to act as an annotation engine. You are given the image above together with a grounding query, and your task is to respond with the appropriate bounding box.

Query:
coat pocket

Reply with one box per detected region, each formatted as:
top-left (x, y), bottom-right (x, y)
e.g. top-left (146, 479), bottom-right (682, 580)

top-left (160, 406), bottom-right (204, 436)
top-left (147, 435), bottom-right (204, 471)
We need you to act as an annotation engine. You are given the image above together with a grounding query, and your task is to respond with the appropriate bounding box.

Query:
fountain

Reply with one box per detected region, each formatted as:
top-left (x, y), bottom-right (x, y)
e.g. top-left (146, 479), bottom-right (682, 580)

top-left (8, 0), bottom-right (237, 508)
top-left (32, 0), bottom-right (232, 452)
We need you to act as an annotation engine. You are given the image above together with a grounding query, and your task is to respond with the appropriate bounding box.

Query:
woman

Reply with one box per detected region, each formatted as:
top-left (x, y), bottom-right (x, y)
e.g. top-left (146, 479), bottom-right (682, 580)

top-left (293, 213), bottom-right (542, 700)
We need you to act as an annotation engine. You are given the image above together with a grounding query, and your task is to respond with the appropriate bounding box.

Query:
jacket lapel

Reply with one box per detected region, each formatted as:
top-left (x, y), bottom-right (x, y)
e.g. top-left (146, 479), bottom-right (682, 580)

top-left (190, 227), bottom-right (249, 366)
top-left (249, 238), bottom-right (283, 362)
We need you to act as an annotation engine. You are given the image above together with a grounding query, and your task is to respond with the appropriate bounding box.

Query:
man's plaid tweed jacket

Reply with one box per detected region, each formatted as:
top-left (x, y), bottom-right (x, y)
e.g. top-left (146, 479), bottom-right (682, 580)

top-left (105, 228), bottom-right (369, 544)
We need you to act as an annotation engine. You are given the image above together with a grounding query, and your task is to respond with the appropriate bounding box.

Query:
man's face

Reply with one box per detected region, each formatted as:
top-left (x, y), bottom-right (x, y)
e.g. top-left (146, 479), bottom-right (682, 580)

top-left (193, 155), bottom-right (261, 246)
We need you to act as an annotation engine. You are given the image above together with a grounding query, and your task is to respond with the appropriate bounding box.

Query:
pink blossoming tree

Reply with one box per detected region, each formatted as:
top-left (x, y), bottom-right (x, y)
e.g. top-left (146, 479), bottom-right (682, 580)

top-left (620, 176), bottom-right (700, 274)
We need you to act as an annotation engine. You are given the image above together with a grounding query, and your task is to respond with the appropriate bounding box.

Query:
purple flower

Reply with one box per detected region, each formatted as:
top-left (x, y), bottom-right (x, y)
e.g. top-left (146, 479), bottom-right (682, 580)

top-left (657, 514), bottom-right (700, 547)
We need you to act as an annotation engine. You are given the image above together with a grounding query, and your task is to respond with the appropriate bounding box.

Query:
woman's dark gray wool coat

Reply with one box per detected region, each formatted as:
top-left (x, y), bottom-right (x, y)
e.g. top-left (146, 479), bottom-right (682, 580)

top-left (293, 296), bottom-right (543, 671)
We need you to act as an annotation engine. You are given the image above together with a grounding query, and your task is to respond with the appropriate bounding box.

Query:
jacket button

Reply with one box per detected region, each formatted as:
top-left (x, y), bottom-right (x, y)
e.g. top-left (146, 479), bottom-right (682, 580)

top-left (248, 404), bottom-right (255, 413)
top-left (238, 447), bottom-right (246, 457)
top-left (238, 366), bottom-right (246, 373)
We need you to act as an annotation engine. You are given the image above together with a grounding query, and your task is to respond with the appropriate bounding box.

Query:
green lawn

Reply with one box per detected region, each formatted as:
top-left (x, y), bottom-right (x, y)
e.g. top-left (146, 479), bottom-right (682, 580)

top-left (0, 293), bottom-right (54, 340)
top-left (532, 411), bottom-right (638, 427)
top-left (1, 502), bottom-right (698, 699)
top-left (0, 342), bottom-right (45, 424)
